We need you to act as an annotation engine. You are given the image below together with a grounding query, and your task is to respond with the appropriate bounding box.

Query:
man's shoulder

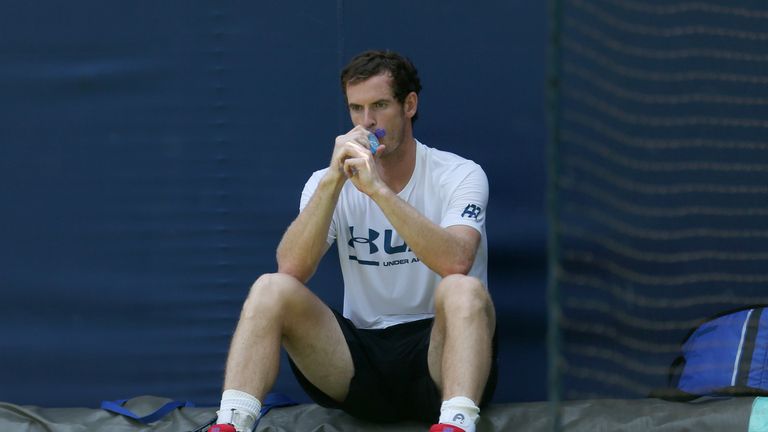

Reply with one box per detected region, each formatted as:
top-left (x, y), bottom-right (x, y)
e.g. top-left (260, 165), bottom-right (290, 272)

top-left (303, 167), bottom-right (330, 186)
top-left (418, 141), bottom-right (485, 174)
top-left (310, 166), bottom-right (330, 178)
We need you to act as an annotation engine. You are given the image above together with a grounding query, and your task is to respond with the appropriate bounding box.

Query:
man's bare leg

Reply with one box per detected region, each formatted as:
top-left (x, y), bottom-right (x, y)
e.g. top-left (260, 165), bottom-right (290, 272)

top-left (217, 273), bottom-right (353, 430)
top-left (428, 274), bottom-right (495, 431)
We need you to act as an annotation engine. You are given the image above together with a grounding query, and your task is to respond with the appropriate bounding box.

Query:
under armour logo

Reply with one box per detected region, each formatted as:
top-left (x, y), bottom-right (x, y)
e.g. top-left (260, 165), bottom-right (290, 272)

top-left (348, 227), bottom-right (379, 254)
top-left (461, 204), bottom-right (482, 219)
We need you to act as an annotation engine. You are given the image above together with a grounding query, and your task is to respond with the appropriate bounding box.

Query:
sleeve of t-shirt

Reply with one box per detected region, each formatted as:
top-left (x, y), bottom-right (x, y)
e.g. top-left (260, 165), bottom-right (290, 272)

top-left (440, 163), bottom-right (489, 234)
top-left (299, 168), bottom-right (337, 246)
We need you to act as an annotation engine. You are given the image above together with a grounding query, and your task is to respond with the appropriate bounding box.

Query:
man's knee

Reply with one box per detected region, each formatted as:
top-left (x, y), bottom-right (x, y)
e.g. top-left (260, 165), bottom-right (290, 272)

top-left (435, 274), bottom-right (492, 318)
top-left (241, 273), bottom-right (304, 318)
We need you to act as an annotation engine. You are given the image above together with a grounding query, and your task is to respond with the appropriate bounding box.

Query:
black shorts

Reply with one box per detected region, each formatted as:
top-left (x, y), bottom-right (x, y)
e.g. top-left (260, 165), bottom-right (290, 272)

top-left (288, 310), bottom-right (498, 423)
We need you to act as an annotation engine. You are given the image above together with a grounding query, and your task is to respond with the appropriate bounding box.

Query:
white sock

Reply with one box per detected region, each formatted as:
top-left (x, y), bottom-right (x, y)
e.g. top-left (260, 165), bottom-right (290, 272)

top-left (438, 396), bottom-right (480, 432)
top-left (216, 389), bottom-right (262, 432)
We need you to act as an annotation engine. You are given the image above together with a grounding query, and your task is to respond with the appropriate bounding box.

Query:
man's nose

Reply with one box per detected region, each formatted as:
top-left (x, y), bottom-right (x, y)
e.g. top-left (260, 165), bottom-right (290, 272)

top-left (363, 108), bottom-right (376, 128)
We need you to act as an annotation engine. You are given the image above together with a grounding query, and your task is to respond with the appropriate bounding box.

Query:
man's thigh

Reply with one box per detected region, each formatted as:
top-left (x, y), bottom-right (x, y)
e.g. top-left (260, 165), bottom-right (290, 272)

top-left (280, 285), bottom-right (354, 403)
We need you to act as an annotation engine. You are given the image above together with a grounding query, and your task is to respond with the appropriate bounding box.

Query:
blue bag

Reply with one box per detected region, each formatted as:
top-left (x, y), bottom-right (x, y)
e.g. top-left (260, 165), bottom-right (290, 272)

top-left (655, 306), bottom-right (768, 400)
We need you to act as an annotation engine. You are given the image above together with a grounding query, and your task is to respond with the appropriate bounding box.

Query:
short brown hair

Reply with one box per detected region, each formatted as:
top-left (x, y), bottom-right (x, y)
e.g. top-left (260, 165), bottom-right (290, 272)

top-left (340, 50), bottom-right (422, 122)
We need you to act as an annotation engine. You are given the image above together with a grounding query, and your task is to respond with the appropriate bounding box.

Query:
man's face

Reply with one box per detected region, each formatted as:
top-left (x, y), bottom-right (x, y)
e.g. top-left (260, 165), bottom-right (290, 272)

top-left (345, 73), bottom-right (413, 156)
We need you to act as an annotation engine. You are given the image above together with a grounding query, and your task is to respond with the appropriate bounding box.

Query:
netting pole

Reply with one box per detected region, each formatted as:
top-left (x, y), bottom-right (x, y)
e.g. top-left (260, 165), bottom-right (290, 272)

top-left (546, 0), bottom-right (564, 430)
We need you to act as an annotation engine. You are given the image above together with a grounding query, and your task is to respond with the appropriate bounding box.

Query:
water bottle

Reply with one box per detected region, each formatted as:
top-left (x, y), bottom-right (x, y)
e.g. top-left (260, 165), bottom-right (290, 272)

top-left (368, 128), bottom-right (386, 155)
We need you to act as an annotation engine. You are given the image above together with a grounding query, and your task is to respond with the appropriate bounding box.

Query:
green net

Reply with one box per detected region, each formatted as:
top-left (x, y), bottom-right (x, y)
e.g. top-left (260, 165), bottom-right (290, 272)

top-left (549, 0), bottom-right (768, 408)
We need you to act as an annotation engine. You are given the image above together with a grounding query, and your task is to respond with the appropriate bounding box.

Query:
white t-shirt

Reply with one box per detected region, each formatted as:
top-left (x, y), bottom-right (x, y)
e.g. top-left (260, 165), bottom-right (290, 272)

top-left (300, 141), bottom-right (488, 329)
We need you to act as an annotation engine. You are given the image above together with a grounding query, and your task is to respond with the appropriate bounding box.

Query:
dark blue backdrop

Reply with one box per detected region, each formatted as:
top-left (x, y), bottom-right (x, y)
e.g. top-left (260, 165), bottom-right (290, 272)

top-left (0, 1), bottom-right (547, 407)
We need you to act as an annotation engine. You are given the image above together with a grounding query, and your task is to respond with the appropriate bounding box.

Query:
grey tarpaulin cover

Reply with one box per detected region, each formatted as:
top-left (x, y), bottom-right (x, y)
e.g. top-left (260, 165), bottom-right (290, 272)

top-left (0, 395), bottom-right (755, 431)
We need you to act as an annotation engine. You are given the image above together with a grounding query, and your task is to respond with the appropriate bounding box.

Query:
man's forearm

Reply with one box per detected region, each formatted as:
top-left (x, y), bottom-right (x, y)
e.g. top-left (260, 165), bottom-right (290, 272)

top-left (276, 174), bottom-right (345, 283)
top-left (369, 186), bottom-right (479, 277)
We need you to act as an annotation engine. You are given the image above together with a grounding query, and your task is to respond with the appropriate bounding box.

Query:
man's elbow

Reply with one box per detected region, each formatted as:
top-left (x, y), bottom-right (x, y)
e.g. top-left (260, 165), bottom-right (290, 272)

top-left (276, 257), bottom-right (313, 284)
top-left (439, 257), bottom-right (474, 277)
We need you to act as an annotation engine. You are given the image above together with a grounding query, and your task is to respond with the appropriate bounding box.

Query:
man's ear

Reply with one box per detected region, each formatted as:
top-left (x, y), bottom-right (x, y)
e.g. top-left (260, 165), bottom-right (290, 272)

top-left (404, 92), bottom-right (418, 119)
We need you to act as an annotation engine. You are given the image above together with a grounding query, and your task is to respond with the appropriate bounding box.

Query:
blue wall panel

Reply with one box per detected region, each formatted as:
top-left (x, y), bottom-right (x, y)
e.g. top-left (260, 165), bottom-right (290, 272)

top-left (0, 1), bottom-right (547, 407)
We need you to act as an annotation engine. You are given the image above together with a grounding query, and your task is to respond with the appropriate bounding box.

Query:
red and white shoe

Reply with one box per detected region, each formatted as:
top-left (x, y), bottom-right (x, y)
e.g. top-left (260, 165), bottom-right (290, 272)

top-left (208, 424), bottom-right (236, 432)
top-left (429, 424), bottom-right (466, 432)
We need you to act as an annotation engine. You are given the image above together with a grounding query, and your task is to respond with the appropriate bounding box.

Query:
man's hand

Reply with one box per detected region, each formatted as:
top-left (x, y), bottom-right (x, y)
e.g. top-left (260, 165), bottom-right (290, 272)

top-left (330, 125), bottom-right (387, 196)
